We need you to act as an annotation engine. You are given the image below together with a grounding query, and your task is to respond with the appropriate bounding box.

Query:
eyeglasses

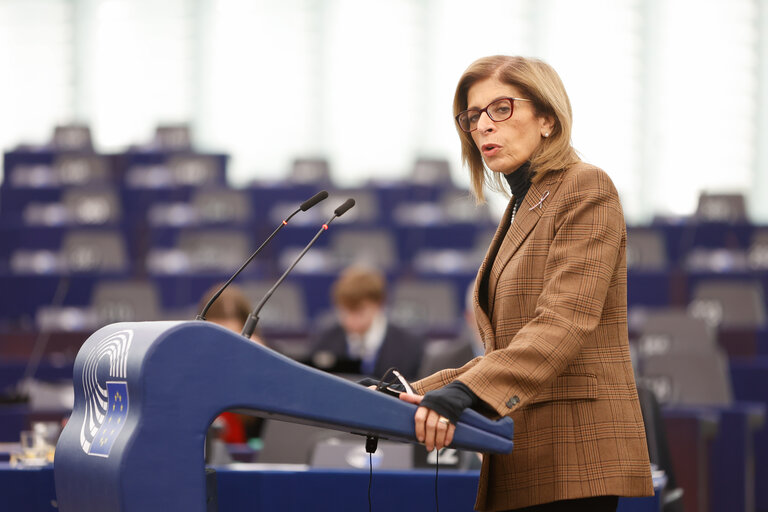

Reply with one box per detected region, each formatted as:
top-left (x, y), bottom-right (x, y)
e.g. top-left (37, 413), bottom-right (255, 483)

top-left (455, 97), bottom-right (531, 133)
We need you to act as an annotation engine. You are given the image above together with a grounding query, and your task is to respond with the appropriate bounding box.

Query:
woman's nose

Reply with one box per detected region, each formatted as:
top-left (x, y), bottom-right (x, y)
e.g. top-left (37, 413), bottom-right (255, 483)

top-left (476, 111), bottom-right (495, 132)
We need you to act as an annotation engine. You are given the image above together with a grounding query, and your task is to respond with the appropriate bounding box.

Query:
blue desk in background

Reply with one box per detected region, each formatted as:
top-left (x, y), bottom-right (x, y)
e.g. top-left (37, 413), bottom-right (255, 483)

top-left (0, 462), bottom-right (662, 512)
top-left (214, 465), bottom-right (663, 512)
top-left (0, 462), bottom-right (57, 512)
top-left (215, 465), bottom-right (663, 512)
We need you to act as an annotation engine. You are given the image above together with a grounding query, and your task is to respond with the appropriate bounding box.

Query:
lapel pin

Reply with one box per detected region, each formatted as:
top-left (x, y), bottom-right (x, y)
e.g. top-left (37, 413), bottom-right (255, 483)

top-left (529, 190), bottom-right (550, 211)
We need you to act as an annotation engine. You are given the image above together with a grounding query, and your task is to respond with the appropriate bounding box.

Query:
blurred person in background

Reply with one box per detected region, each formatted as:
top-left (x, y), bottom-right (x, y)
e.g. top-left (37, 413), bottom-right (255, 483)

top-left (198, 283), bottom-right (264, 446)
top-left (399, 55), bottom-right (653, 511)
top-left (310, 265), bottom-right (425, 378)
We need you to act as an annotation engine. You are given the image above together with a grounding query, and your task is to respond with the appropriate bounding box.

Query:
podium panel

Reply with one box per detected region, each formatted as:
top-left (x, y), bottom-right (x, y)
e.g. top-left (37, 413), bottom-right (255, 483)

top-left (54, 321), bottom-right (514, 511)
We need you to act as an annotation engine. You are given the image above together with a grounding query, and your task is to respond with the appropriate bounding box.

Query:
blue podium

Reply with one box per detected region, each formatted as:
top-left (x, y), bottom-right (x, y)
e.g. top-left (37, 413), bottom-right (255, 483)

top-left (53, 321), bottom-right (514, 511)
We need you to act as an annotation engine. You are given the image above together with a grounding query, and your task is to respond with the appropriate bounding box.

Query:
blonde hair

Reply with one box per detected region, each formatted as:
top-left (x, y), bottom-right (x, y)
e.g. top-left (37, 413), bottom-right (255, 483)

top-left (453, 56), bottom-right (580, 202)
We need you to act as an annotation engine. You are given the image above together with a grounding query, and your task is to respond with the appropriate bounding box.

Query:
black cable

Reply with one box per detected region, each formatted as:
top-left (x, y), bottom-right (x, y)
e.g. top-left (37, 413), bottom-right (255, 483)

top-left (368, 451), bottom-right (373, 512)
top-left (375, 367), bottom-right (398, 392)
top-left (364, 434), bottom-right (378, 512)
top-left (435, 449), bottom-right (440, 512)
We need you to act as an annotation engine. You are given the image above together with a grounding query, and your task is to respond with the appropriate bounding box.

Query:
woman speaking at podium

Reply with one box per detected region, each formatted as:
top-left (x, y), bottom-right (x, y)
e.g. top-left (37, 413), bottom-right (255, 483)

top-left (400, 56), bottom-right (653, 511)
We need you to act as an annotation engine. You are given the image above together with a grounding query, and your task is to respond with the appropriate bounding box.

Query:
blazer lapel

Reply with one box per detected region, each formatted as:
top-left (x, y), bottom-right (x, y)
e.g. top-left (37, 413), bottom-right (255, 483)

top-left (487, 170), bottom-right (566, 320)
top-left (473, 199), bottom-right (515, 350)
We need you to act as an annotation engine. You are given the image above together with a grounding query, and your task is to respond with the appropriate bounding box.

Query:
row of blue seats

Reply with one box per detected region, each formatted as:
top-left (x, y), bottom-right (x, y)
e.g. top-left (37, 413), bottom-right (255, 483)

top-left (3, 149), bottom-right (229, 189)
top-left (0, 223), bottom-right (493, 271)
top-left (2, 187), bottom-right (766, 269)
top-left (1, 196), bottom-right (766, 274)
top-left (0, 182), bottom-right (472, 229)
top-left (3, 148), bottom-right (455, 192)
top-left (0, 270), bottom-right (476, 332)
top-left (2, 268), bottom-right (768, 334)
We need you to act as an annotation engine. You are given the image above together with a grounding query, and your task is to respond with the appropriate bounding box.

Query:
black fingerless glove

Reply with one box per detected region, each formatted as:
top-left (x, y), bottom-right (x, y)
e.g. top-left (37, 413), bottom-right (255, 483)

top-left (420, 381), bottom-right (479, 424)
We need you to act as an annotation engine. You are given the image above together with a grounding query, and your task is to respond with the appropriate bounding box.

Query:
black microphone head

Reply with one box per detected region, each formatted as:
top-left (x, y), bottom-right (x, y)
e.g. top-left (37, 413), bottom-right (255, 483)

top-left (300, 190), bottom-right (329, 211)
top-left (334, 198), bottom-right (356, 217)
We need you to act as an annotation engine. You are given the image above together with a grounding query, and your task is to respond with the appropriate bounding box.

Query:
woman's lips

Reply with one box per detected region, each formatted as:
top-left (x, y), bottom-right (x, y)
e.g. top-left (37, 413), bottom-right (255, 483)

top-left (482, 144), bottom-right (501, 157)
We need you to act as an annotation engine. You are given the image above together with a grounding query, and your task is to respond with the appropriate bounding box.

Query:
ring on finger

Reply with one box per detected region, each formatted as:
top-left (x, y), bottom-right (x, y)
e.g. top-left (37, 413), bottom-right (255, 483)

top-left (438, 417), bottom-right (450, 426)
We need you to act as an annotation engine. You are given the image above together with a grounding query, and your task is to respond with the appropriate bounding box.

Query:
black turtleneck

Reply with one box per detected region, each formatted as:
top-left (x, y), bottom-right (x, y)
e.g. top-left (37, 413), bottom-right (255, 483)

top-left (477, 162), bottom-right (534, 318)
top-left (504, 162), bottom-right (533, 210)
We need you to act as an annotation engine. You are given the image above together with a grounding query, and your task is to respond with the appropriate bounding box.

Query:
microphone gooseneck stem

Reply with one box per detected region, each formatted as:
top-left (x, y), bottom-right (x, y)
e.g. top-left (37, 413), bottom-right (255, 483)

top-left (241, 214), bottom-right (339, 339)
top-left (21, 275), bottom-right (71, 387)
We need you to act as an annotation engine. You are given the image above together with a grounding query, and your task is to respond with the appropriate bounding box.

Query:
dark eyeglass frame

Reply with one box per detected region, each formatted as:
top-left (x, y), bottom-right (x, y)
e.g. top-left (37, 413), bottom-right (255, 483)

top-left (455, 97), bottom-right (532, 133)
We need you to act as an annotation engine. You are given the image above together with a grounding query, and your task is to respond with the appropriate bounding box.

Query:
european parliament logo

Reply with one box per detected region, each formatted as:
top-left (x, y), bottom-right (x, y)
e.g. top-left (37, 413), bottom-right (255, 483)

top-left (79, 329), bottom-right (133, 458)
top-left (88, 382), bottom-right (129, 457)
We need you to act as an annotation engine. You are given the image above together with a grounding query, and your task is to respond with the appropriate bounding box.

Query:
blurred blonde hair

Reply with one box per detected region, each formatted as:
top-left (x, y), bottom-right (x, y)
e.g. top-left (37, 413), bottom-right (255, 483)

top-left (453, 55), bottom-right (581, 203)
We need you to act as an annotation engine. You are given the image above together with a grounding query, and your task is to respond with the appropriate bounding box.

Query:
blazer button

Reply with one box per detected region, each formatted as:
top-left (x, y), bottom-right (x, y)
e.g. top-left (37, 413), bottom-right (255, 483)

top-left (506, 396), bottom-right (520, 408)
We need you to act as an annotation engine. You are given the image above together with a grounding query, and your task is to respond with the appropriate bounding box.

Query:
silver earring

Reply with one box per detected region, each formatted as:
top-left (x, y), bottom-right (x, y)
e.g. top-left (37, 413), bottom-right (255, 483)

top-left (543, 132), bottom-right (550, 138)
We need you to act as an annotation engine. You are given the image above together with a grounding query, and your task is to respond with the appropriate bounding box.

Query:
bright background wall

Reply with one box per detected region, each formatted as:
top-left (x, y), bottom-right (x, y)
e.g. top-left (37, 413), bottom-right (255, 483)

top-left (1, 0), bottom-right (766, 223)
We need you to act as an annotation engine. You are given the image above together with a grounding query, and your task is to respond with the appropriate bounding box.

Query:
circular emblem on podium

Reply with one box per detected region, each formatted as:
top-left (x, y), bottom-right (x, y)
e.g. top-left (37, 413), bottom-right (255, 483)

top-left (79, 329), bottom-right (133, 457)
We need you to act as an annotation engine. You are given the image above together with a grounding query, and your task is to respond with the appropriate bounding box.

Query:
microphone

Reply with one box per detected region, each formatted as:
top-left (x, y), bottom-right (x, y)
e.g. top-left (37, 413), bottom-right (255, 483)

top-left (334, 198), bottom-right (355, 217)
top-left (241, 198), bottom-right (356, 339)
top-left (299, 191), bottom-right (329, 212)
top-left (196, 190), bottom-right (329, 320)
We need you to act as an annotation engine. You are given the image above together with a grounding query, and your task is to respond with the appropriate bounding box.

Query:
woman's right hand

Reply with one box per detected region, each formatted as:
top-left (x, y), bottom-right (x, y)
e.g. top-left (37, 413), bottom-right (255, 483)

top-left (399, 392), bottom-right (456, 452)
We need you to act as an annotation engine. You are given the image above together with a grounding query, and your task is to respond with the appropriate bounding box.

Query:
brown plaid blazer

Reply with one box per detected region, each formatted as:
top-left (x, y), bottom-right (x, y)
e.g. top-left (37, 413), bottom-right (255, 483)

top-left (412, 163), bottom-right (653, 510)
